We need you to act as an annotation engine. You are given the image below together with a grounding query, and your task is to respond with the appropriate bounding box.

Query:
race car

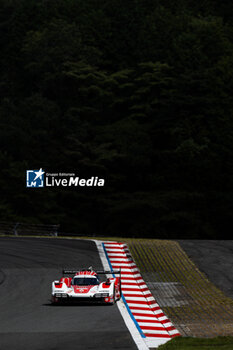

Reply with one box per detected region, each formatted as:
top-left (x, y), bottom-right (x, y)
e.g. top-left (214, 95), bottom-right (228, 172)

top-left (51, 267), bottom-right (121, 304)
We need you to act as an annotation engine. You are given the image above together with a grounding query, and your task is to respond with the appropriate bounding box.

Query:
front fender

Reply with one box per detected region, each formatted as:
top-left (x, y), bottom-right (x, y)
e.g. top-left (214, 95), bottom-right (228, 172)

top-left (98, 281), bottom-right (115, 296)
top-left (52, 281), bottom-right (69, 294)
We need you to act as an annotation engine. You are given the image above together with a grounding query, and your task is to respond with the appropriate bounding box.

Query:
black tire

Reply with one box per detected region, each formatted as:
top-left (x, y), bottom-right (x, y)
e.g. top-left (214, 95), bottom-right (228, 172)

top-left (111, 287), bottom-right (116, 305)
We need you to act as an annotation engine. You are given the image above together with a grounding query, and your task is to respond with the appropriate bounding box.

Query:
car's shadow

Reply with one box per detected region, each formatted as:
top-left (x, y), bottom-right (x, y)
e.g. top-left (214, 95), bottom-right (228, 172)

top-left (43, 301), bottom-right (113, 307)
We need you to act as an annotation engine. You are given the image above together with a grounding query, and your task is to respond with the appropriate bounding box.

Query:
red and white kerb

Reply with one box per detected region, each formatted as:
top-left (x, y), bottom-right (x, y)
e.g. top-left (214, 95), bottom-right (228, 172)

top-left (103, 242), bottom-right (180, 340)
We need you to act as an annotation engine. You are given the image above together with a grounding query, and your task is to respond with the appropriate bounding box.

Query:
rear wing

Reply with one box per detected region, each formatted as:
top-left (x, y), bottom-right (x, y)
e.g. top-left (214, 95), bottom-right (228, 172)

top-left (62, 268), bottom-right (121, 276)
top-left (97, 269), bottom-right (121, 275)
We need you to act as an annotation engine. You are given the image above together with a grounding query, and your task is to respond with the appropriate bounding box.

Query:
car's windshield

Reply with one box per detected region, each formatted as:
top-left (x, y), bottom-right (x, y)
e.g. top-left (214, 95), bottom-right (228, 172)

top-left (72, 277), bottom-right (99, 286)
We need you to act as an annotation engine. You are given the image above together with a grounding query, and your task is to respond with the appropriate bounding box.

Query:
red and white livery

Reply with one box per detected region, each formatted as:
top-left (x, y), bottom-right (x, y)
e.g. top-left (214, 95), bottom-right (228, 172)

top-left (51, 267), bottom-right (121, 304)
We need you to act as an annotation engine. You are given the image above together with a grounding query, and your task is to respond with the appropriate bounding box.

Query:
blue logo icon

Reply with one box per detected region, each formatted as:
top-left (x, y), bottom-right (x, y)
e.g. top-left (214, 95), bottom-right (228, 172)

top-left (26, 169), bottom-right (45, 188)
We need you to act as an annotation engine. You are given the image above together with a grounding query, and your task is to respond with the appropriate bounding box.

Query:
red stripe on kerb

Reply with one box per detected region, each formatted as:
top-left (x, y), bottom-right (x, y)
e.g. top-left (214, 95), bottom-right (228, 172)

top-left (121, 277), bottom-right (142, 281)
top-left (125, 300), bottom-right (152, 305)
top-left (160, 319), bottom-right (172, 324)
top-left (106, 256), bottom-right (129, 259)
top-left (171, 333), bottom-right (181, 337)
top-left (133, 313), bottom-right (157, 318)
top-left (121, 288), bottom-right (148, 292)
top-left (104, 242), bottom-right (125, 245)
top-left (111, 263), bottom-right (135, 266)
top-left (112, 266), bottom-right (138, 270)
top-left (110, 259), bottom-right (134, 262)
top-left (111, 263), bottom-right (136, 266)
top-left (136, 319), bottom-right (161, 324)
top-left (105, 250), bottom-right (126, 253)
top-left (132, 311), bottom-right (165, 318)
top-left (121, 282), bottom-right (145, 286)
top-left (105, 248), bottom-right (127, 251)
top-left (153, 313), bottom-right (166, 318)
top-left (105, 245), bottom-right (127, 247)
top-left (140, 326), bottom-right (167, 331)
top-left (144, 333), bottom-right (171, 338)
top-left (105, 245), bottom-right (124, 248)
top-left (103, 242), bottom-right (180, 341)
top-left (140, 325), bottom-right (176, 332)
top-left (127, 306), bottom-right (160, 312)
top-left (165, 326), bottom-right (177, 332)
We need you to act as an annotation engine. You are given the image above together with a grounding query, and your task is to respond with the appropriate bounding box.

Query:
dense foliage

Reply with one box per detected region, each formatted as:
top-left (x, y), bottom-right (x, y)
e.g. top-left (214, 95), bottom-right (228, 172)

top-left (1, 0), bottom-right (233, 237)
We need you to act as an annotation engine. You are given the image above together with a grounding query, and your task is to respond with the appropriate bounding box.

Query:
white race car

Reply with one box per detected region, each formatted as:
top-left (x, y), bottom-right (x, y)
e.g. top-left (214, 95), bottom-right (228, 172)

top-left (51, 267), bottom-right (121, 304)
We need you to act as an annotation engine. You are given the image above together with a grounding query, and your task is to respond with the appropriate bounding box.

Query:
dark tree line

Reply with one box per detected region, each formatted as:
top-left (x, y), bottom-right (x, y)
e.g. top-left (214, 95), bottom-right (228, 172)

top-left (0, 0), bottom-right (233, 238)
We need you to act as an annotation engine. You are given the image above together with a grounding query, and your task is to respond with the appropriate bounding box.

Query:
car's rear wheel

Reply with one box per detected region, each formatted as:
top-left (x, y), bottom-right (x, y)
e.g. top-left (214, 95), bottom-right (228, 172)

top-left (111, 287), bottom-right (116, 304)
top-left (117, 280), bottom-right (122, 300)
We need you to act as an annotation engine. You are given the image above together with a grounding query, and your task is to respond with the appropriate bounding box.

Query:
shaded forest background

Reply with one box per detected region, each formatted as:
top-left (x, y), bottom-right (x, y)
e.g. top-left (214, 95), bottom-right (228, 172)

top-left (0, 0), bottom-right (233, 238)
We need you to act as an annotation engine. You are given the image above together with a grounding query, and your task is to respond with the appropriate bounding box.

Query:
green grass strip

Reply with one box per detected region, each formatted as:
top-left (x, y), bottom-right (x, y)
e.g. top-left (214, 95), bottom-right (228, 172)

top-left (157, 336), bottom-right (233, 349)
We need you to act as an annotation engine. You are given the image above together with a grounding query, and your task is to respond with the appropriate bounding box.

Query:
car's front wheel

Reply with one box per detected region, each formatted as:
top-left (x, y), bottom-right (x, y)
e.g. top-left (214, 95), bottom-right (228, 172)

top-left (51, 296), bottom-right (60, 304)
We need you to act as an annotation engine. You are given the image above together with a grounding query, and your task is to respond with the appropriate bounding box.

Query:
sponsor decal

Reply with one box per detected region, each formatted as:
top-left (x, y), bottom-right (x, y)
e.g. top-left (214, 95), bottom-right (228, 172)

top-left (26, 170), bottom-right (105, 188)
top-left (72, 285), bottom-right (94, 294)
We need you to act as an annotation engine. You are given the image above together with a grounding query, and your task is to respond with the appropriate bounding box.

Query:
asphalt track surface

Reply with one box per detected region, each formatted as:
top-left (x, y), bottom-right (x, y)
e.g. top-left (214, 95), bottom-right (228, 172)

top-left (0, 237), bottom-right (137, 350)
top-left (178, 240), bottom-right (233, 300)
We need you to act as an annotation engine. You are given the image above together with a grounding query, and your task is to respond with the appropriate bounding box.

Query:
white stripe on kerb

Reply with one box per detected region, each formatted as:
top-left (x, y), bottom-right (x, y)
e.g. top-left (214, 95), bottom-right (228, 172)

top-left (94, 240), bottom-right (149, 350)
top-left (95, 239), bottom-right (180, 348)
